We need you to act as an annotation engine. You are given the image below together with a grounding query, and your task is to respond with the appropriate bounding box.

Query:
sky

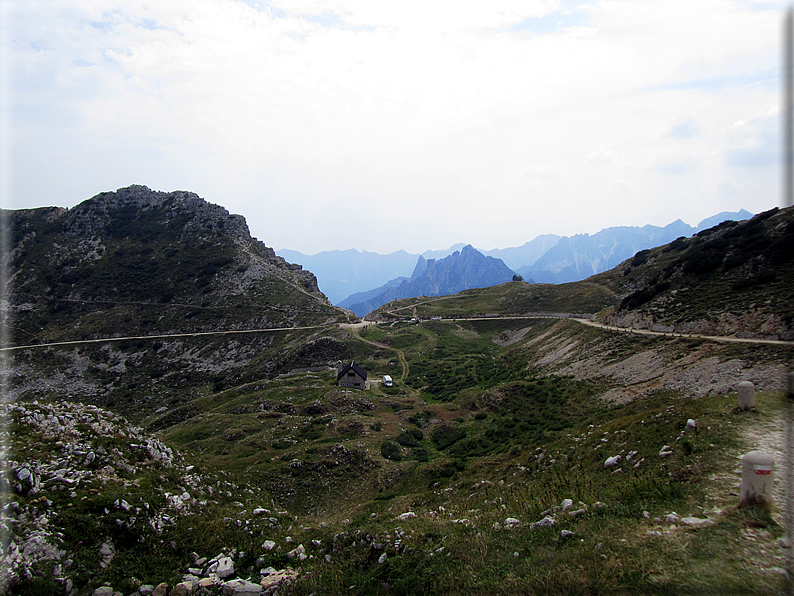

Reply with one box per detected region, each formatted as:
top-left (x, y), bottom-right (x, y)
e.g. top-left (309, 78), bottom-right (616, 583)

top-left (1, 0), bottom-right (787, 254)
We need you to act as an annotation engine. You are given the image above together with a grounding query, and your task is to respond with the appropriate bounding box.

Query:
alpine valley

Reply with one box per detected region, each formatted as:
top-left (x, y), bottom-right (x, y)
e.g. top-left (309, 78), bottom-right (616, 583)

top-left (4, 186), bottom-right (794, 596)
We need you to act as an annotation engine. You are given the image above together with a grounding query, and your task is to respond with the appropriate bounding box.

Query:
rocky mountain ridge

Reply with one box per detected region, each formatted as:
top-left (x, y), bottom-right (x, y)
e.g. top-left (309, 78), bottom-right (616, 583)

top-left (8, 185), bottom-right (328, 317)
top-left (592, 207), bottom-right (794, 340)
top-left (6, 184), bottom-right (354, 339)
top-left (517, 219), bottom-right (697, 283)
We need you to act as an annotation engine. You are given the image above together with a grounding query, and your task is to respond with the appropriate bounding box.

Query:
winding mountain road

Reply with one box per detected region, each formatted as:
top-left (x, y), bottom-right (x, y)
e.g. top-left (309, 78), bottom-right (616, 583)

top-left (571, 318), bottom-right (794, 346)
top-left (0, 325), bottom-right (326, 352)
top-left (4, 311), bottom-right (791, 355)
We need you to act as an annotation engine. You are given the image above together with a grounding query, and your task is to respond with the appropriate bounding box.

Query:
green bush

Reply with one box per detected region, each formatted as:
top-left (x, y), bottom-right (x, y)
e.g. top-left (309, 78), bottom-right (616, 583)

top-left (432, 426), bottom-right (466, 450)
top-left (396, 432), bottom-right (420, 448)
top-left (380, 441), bottom-right (402, 461)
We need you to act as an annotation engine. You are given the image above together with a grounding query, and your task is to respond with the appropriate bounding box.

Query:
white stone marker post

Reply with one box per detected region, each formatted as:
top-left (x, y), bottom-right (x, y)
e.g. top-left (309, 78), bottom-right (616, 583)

top-left (738, 381), bottom-right (756, 410)
top-left (740, 450), bottom-right (775, 509)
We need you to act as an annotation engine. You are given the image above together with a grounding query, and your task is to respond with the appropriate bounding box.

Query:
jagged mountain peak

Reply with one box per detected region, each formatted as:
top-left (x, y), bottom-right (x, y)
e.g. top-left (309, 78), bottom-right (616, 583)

top-left (348, 245), bottom-right (515, 316)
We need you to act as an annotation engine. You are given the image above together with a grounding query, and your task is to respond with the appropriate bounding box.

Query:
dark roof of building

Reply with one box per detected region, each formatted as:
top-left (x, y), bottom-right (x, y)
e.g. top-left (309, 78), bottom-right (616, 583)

top-left (336, 361), bottom-right (368, 381)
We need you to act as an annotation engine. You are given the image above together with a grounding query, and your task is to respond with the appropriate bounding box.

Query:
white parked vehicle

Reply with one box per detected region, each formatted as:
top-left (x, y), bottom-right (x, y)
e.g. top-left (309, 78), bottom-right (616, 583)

top-left (382, 375), bottom-right (393, 387)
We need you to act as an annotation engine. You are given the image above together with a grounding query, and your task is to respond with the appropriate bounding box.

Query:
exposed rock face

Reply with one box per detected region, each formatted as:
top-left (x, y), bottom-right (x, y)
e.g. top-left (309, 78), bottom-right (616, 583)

top-left (2, 400), bottom-right (183, 592)
top-left (2, 399), bottom-right (304, 595)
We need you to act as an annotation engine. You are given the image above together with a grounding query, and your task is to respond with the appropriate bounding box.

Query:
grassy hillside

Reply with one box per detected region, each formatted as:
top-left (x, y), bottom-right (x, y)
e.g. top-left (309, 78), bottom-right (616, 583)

top-left (7, 194), bottom-right (794, 595)
top-left (10, 317), bottom-right (793, 594)
top-left (366, 280), bottom-right (619, 321)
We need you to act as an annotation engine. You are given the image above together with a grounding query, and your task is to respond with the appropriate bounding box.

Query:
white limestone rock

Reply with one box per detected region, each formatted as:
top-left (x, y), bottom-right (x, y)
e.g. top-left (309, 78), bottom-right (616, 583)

top-left (215, 557), bottom-right (235, 580)
top-left (530, 516), bottom-right (556, 530)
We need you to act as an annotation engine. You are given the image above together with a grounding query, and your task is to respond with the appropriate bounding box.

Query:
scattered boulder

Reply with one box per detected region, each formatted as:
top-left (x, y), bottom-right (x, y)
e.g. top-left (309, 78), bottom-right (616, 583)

top-left (504, 518), bottom-right (521, 529)
top-left (215, 557), bottom-right (235, 580)
top-left (170, 581), bottom-right (193, 596)
top-left (680, 516), bottom-right (714, 527)
top-left (222, 579), bottom-right (262, 596)
top-left (259, 569), bottom-right (298, 590)
top-left (530, 516), bottom-right (556, 530)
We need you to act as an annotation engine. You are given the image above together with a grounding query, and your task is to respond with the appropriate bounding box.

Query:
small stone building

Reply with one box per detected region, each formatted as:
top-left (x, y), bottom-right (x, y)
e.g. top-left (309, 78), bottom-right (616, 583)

top-left (337, 361), bottom-right (368, 389)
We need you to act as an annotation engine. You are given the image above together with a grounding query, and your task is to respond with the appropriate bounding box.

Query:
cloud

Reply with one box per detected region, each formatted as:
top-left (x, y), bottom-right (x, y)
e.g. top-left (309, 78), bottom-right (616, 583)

top-left (5, 0), bottom-right (788, 253)
top-left (652, 159), bottom-right (701, 174)
top-left (586, 146), bottom-right (620, 165)
top-left (723, 108), bottom-right (778, 168)
top-left (668, 115), bottom-right (700, 139)
top-left (267, 0), bottom-right (562, 31)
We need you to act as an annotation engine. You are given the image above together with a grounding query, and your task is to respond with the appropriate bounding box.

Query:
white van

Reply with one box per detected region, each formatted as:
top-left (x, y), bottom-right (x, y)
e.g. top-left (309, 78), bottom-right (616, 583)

top-left (382, 375), bottom-right (393, 387)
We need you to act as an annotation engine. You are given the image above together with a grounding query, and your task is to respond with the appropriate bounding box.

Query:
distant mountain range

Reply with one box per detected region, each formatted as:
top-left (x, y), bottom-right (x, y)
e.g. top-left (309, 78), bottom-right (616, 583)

top-left (518, 210), bottom-right (753, 284)
top-left (277, 209), bottom-right (754, 312)
top-left (341, 245), bottom-right (516, 316)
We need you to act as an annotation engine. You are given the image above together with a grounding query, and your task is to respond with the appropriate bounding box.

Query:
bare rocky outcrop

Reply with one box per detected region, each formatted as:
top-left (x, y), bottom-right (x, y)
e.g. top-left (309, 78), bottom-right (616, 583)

top-left (2, 400), bottom-right (304, 595)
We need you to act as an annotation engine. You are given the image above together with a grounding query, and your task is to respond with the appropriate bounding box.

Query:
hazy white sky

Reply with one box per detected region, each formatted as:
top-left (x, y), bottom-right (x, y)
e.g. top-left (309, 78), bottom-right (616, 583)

top-left (2, 0), bottom-right (785, 254)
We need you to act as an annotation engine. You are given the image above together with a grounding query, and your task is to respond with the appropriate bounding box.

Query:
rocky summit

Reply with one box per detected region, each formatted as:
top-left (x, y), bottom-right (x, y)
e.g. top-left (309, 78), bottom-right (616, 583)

top-left (7, 185), bottom-right (343, 339)
top-left (345, 244), bottom-right (515, 316)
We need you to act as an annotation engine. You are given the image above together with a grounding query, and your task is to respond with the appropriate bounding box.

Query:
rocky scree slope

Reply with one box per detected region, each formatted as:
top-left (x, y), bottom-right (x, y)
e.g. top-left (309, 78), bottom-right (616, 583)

top-left (3, 400), bottom-right (306, 596)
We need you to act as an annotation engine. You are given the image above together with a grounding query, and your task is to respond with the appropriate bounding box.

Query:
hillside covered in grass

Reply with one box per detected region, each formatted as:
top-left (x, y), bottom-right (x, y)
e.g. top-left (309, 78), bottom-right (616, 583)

top-left (5, 192), bottom-right (794, 595)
